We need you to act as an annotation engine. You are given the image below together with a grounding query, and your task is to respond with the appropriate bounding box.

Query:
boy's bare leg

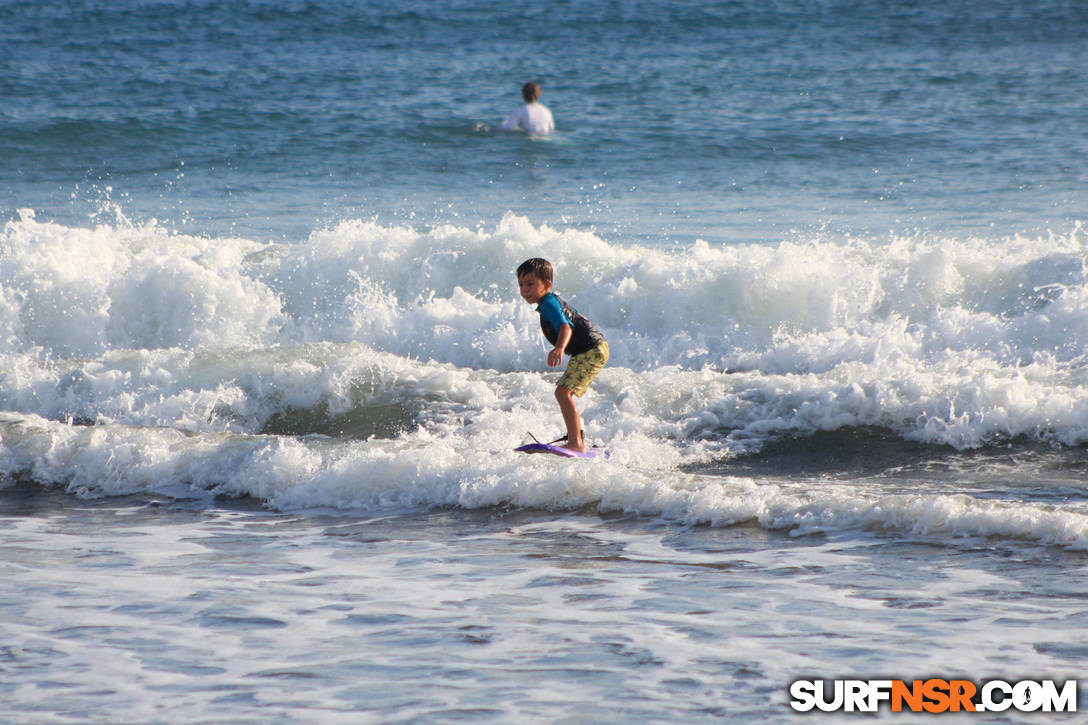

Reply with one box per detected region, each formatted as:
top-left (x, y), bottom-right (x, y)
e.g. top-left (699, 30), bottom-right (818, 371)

top-left (554, 386), bottom-right (585, 452)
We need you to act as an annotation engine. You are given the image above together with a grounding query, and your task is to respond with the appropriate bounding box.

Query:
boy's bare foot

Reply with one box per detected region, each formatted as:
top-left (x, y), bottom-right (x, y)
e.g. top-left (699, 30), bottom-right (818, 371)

top-left (550, 430), bottom-right (586, 451)
top-left (560, 439), bottom-right (587, 453)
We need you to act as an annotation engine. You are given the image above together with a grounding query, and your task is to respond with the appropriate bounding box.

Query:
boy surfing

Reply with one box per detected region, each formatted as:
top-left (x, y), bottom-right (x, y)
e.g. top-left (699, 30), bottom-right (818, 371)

top-left (517, 258), bottom-right (609, 453)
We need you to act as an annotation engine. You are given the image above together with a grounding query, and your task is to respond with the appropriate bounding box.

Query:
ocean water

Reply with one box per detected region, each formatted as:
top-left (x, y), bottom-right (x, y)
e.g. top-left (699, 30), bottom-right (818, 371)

top-left (2, 0), bottom-right (1087, 722)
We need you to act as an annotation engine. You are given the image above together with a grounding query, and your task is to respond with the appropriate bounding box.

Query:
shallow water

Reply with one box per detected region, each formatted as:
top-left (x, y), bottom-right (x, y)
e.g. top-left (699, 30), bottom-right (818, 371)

top-left (3, 485), bottom-right (1086, 724)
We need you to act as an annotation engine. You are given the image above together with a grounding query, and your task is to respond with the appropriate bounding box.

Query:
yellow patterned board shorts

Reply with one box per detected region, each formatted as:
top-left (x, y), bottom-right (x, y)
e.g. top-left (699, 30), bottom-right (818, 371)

top-left (557, 342), bottom-right (609, 397)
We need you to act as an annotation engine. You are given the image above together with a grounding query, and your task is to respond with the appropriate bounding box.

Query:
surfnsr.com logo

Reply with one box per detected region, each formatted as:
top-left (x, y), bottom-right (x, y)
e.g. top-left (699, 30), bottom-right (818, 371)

top-left (789, 679), bottom-right (1078, 714)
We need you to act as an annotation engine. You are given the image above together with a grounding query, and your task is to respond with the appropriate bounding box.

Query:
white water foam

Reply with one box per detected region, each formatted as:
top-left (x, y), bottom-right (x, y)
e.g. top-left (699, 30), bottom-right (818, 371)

top-left (3, 210), bottom-right (1087, 443)
top-left (3, 411), bottom-right (1088, 550)
top-left (3, 210), bottom-right (1088, 547)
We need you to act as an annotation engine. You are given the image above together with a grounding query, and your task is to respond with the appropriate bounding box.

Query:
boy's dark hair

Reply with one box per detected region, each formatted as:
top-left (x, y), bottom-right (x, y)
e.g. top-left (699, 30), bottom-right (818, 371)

top-left (522, 82), bottom-right (541, 103)
top-left (517, 257), bottom-right (553, 284)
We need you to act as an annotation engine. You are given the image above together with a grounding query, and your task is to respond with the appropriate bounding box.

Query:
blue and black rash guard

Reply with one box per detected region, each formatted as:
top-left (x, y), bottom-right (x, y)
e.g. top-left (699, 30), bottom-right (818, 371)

top-left (536, 292), bottom-right (605, 357)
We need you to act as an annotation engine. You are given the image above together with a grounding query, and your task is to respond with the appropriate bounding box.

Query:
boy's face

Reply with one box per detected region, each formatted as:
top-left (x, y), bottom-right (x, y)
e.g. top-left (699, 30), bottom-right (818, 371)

top-left (518, 273), bottom-right (551, 305)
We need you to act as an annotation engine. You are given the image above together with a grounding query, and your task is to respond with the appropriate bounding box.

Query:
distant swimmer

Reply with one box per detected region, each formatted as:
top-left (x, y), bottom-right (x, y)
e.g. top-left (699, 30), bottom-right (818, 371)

top-left (501, 81), bottom-right (555, 135)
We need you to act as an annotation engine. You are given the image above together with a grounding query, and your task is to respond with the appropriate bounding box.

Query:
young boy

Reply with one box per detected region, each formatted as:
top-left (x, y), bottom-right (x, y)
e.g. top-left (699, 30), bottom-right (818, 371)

top-left (517, 258), bottom-right (609, 452)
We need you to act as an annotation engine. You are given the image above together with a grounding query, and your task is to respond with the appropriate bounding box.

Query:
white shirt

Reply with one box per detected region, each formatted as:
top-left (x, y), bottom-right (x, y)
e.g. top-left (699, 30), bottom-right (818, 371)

top-left (501, 102), bottom-right (554, 134)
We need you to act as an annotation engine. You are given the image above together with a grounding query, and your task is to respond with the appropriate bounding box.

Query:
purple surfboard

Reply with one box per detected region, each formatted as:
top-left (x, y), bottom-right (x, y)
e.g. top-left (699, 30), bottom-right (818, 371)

top-left (514, 442), bottom-right (608, 459)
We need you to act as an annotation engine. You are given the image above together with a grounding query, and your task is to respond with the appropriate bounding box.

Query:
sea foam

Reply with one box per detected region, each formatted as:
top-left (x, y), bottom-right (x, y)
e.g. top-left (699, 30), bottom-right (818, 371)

top-left (4, 410), bottom-right (1088, 550)
top-left (2, 211), bottom-right (1088, 534)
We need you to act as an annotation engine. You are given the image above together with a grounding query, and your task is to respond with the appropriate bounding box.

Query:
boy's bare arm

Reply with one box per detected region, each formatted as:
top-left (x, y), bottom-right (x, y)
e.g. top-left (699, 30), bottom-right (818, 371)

top-left (548, 324), bottom-right (572, 367)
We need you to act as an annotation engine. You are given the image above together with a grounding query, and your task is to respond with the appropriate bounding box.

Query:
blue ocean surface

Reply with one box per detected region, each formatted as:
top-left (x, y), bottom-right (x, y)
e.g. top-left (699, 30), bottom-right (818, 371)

top-left (2, 1), bottom-right (1088, 722)
top-left (2, 0), bottom-right (1084, 243)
